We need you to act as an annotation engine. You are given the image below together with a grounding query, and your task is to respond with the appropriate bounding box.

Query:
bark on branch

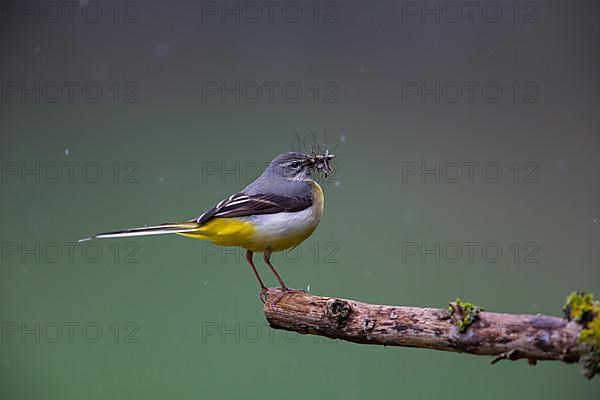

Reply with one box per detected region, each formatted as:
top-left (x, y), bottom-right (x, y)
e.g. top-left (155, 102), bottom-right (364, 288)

top-left (262, 288), bottom-right (599, 379)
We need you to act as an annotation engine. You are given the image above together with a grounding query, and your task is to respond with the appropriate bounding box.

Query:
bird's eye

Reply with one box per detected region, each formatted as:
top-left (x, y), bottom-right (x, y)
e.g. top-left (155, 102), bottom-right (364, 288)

top-left (290, 161), bottom-right (300, 168)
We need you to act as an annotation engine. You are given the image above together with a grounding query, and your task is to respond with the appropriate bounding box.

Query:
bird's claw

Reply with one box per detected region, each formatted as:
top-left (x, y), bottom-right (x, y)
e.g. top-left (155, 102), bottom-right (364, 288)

top-left (259, 287), bottom-right (306, 303)
top-left (259, 288), bottom-right (269, 303)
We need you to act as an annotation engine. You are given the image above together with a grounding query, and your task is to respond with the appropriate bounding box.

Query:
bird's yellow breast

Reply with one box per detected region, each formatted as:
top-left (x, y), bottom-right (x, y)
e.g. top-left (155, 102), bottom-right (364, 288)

top-left (308, 180), bottom-right (324, 212)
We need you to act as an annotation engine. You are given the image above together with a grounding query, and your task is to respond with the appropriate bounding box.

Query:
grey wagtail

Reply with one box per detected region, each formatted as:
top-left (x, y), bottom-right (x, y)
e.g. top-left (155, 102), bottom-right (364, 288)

top-left (81, 151), bottom-right (334, 299)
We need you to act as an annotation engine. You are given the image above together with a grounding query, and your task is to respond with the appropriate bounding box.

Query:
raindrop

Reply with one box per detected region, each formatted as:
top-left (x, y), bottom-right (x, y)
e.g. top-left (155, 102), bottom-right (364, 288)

top-left (559, 159), bottom-right (568, 173)
top-left (154, 41), bottom-right (170, 57)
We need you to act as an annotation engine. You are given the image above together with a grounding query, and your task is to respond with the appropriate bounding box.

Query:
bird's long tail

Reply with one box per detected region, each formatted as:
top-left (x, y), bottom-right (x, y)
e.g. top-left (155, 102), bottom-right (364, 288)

top-left (79, 222), bottom-right (201, 242)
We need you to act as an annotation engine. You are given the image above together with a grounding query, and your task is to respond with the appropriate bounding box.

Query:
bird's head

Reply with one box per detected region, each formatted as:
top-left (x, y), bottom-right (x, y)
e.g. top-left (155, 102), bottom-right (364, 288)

top-left (267, 151), bottom-right (335, 180)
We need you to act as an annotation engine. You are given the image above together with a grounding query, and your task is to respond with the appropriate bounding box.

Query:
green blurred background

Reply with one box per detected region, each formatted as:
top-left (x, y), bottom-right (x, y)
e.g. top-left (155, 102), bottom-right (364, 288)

top-left (1, 0), bottom-right (599, 398)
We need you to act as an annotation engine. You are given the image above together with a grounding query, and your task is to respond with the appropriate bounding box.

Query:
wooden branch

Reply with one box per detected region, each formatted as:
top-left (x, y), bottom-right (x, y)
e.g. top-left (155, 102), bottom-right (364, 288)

top-left (262, 288), bottom-right (599, 379)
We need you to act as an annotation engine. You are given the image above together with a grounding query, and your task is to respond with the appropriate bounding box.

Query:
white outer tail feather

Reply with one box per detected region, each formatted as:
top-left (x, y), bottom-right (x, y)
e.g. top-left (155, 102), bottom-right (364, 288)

top-left (79, 224), bottom-right (199, 243)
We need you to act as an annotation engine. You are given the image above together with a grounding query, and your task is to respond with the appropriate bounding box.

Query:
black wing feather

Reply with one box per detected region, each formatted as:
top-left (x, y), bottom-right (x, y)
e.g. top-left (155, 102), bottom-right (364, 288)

top-left (196, 192), bottom-right (312, 224)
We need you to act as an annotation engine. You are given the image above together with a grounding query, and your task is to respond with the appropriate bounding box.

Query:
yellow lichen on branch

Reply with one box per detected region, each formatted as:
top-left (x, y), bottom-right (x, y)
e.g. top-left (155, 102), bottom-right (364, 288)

top-left (563, 292), bottom-right (600, 378)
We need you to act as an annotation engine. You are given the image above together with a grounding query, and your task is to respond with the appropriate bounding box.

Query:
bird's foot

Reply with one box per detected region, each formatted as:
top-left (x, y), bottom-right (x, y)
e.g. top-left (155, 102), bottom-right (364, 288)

top-left (259, 287), bottom-right (269, 303)
top-left (274, 287), bottom-right (306, 304)
top-left (259, 287), bottom-right (305, 304)
top-left (281, 286), bottom-right (305, 294)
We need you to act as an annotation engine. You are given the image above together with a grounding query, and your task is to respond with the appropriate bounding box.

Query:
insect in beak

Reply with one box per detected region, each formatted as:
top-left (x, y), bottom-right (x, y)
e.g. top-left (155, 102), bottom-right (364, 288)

top-left (306, 150), bottom-right (335, 177)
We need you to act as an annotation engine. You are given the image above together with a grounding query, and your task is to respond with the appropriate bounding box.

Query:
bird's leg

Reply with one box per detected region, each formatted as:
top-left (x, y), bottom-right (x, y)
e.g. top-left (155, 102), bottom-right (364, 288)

top-left (245, 250), bottom-right (268, 302)
top-left (263, 248), bottom-right (289, 291)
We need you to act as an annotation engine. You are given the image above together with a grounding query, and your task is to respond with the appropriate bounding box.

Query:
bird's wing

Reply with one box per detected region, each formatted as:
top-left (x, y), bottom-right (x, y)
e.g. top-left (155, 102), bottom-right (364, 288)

top-left (195, 192), bottom-right (313, 224)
